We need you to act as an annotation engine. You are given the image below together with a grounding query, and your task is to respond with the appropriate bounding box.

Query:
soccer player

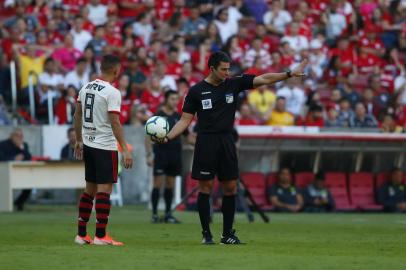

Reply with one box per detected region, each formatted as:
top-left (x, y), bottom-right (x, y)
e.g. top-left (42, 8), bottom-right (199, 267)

top-left (145, 90), bottom-right (183, 224)
top-left (73, 54), bottom-right (133, 246)
top-left (154, 51), bottom-right (307, 244)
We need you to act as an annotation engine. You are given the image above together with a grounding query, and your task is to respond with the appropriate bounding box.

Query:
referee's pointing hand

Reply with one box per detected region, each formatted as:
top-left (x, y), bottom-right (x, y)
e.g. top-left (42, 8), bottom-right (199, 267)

top-left (291, 59), bottom-right (308, 78)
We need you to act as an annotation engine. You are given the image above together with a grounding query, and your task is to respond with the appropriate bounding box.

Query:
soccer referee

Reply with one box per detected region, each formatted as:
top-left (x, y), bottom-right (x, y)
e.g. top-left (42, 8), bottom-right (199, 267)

top-left (155, 51), bottom-right (307, 244)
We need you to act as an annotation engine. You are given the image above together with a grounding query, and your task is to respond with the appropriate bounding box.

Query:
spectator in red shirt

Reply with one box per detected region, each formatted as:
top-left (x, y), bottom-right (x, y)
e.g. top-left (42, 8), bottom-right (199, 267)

top-left (358, 24), bottom-right (385, 57)
top-left (191, 37), bottom-right (211, 76)
top-left (140, 76), bottom-right (164, 114)
top-left (165, 47), bottom-right (183, 80)
top-left (117, 74), bottom-right (132, 124)
top-left (176, 77), bottom-right (189, 113)
top-left (297, 104), bottom-right (325, 127)
top-left (118, 0), bottom-right (145, 20)
top-left (355, 46), bottom-right (381, 76)
top-left (179, 61), bottom-right (199, 87)
top-left (236, 103), bottom-right (258, 126)
top-left (54, 85), bottom-right (76, 124)
top-left (331, 37), bottom-right (356, 77)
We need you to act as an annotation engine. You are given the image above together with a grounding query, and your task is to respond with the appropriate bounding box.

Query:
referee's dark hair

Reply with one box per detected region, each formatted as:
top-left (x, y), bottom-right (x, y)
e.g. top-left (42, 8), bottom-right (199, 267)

top-left (100, 54), bottom-right (121, 73)
top-left (208, 51), bottom-right (231, 69)
top-left (164, 90), bottom-right (178, 103)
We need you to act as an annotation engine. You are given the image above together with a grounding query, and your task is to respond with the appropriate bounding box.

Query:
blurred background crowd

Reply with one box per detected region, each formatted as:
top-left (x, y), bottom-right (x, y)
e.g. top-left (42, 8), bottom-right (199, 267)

top-left (1, 0), bottom-right (406, 132)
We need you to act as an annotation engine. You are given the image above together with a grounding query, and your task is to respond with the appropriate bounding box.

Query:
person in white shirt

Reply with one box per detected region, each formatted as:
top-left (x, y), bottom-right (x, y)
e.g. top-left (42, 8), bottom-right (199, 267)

top-left (263, 0), bottom-right (292, 35)
top-left (73, 54), bottom-right (132, 246)
top-left (214, 7), bottom-right (239, 45)
top-left (281, 23), bottom-right (309, 54)
top-left (155, 61), bottom-right (177, 91)
top-left (322, 7), bottom-right (347, 40)
top-left (70, 16), bottom-right (93, 52)
top-left (64, 57), bottom-right (90, 91)
top-left (38, 58), bottom-right (64, 104)
top-left (276, 79), bottom-right (306, 116)
top-left (87, 0), bottom-right (108, 26)
top-left (132, 12), bottom-right (154, 45)
top-left (244, 37), bottom-right (272, 69)
top-left (309, 39), bottom-right (328, 79)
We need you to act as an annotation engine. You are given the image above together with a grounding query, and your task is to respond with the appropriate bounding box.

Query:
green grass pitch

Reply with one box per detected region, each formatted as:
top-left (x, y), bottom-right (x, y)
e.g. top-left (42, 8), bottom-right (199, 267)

top-left (1, 206), bottom-right (405, 270)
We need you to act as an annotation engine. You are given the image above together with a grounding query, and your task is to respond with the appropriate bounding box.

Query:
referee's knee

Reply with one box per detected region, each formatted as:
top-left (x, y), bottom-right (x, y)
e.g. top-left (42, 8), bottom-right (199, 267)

top-left (199, 180), bottom-right (213, 194)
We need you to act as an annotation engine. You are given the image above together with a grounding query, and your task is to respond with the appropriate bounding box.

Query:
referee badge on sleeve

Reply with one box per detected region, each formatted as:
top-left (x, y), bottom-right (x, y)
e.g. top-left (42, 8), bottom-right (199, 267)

top-left (225, 93), bottom-right (234, 104)
top-left (202, 99), bottom-right (212, 110)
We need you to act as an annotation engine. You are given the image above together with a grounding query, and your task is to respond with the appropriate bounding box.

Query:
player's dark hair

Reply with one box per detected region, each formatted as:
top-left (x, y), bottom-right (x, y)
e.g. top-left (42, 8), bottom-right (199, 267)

top-left (276, 96), bottom-right (286, 101)
top-left (100, 54), bottom-right (120, 73)
top-left (208, 51), bottom-right (230, 69)
top-left (164, 90), bottom-right (178, 102)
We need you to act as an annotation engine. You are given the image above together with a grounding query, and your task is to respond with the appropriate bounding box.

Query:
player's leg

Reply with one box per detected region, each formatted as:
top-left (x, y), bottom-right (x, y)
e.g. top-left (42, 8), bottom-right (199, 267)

top-left (163, 175), bottom-right (180, 223)
top-left (75, 182), bottom-right (96, 245)
top-left (151, 175), bottom-right (164, 223)
top-left (75, 144), bottom-right (97, 245)
top-left (92, 148), bottom-right (123, 246)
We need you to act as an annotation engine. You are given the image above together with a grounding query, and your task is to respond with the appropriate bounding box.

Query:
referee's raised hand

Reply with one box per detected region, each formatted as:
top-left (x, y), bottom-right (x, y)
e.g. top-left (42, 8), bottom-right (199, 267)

top-left (291, 58), bottom-right (308, 78)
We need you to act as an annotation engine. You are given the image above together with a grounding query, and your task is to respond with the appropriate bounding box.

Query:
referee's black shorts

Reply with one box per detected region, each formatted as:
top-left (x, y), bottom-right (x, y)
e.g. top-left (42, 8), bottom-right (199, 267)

top-left (83, 144), bottom-right (119, 184)
top-left (192, 133), bottom-right (238, 181)
top-left (153, 149), bottom-right (182, 177)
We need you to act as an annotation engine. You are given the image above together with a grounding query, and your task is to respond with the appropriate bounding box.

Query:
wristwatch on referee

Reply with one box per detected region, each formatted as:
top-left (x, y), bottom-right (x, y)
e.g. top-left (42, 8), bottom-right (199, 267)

top-left (285, 69), bottom-right (292, 78)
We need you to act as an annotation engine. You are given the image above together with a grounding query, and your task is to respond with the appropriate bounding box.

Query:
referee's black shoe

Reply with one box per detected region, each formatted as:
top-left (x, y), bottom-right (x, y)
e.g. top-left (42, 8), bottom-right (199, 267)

top-left (220, 229), bottom-right (245, 245)
top-left (151, 214), bottom-right (160, 224)
top-left (164, 214), bottom-right (181, 224)
top-left (201, 230), bottom-right (215, 245)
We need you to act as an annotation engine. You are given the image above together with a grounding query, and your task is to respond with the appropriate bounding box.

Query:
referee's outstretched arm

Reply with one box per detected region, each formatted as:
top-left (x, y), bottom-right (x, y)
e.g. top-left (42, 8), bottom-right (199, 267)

top-left (252, 59), bottom-right (308, 88)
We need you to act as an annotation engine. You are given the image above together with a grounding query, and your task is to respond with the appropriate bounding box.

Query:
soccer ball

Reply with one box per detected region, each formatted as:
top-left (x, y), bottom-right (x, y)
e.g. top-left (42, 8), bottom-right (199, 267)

top-left (145, 116), bottom-right (169, 140)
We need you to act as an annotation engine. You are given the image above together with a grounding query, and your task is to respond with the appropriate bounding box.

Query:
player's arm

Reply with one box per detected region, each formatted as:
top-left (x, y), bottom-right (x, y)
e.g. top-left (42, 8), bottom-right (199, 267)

top-left (73, 102), bottom-right (83, 160)
top-left (109, 113), bottom-right (133, 169)
top-left (252, 59), bottom-right (308, 88)
top-left (165, 112), bottom-right (194, 142)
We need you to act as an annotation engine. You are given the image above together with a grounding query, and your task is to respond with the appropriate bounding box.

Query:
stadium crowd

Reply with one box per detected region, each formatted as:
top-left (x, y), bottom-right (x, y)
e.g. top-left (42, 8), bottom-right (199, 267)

top-left (1, 0), bottom-right (406, 131)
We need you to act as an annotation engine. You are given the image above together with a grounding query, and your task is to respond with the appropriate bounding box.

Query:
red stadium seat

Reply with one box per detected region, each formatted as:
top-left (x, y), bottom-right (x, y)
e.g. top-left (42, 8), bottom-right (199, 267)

top-left (325, 172), bottom-right (354, 210)
top-left (295, 172), bottom-right (314, 188)
top-left (240, 172), bottom-right (267, 207)
top-left (349, 172), bottom-right (382, 211)
top-left (375, 172), bottom-right (390, 189)
top-left (266, 173), bottom-right (278, 188)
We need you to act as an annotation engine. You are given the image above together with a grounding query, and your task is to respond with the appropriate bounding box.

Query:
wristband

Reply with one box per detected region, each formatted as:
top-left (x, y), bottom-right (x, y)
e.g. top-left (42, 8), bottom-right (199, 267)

top-left (286, 69), bottom-right (292, 78)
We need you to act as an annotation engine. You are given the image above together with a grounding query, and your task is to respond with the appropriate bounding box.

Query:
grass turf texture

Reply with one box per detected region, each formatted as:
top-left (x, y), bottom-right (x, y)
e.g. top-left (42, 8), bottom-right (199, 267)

top-left (1, 206), bottom-right (405, 270)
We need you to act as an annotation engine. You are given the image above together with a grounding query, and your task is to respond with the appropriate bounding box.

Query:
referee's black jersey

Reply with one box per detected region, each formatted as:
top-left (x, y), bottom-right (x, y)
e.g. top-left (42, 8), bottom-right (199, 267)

top-left (182, 74), bottom-right (255, 133)
top-left (153, 109), bottom-right (182, 151)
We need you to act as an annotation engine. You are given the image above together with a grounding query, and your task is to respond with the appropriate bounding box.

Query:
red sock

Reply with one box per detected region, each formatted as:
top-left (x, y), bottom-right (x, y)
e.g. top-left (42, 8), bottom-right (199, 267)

top-left (77, 193), bottom-right (94, 237)
top-left (95, 192), bottom-right (111, 238)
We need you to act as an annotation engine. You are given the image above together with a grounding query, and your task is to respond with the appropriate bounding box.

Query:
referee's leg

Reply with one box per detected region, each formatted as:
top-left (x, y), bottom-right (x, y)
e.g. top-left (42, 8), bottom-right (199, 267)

top-left (198, 180), bottom-right (213, 234)
top-left (220, 180), bottom-right (237, 236)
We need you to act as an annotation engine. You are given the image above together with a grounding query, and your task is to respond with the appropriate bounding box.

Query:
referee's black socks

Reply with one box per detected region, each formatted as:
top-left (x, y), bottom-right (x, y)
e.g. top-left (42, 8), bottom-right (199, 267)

top-left (222, 195), bottom-right (236, 236)
top-left (197, 192), bottom-right (211, 233)
top-left (164, 188), bottom-right (173, 215)
top-left (151, 188), bottom-right (160, 215)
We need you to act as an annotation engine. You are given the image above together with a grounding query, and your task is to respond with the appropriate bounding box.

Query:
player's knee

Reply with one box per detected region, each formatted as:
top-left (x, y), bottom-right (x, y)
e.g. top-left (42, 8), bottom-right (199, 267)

top-left (97, 184), bottom-right (113, 194)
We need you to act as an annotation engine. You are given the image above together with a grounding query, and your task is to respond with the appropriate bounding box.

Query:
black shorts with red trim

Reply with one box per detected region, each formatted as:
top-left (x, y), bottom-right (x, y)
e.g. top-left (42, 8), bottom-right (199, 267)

top-left (83, 144), bottom-right (118, 184)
